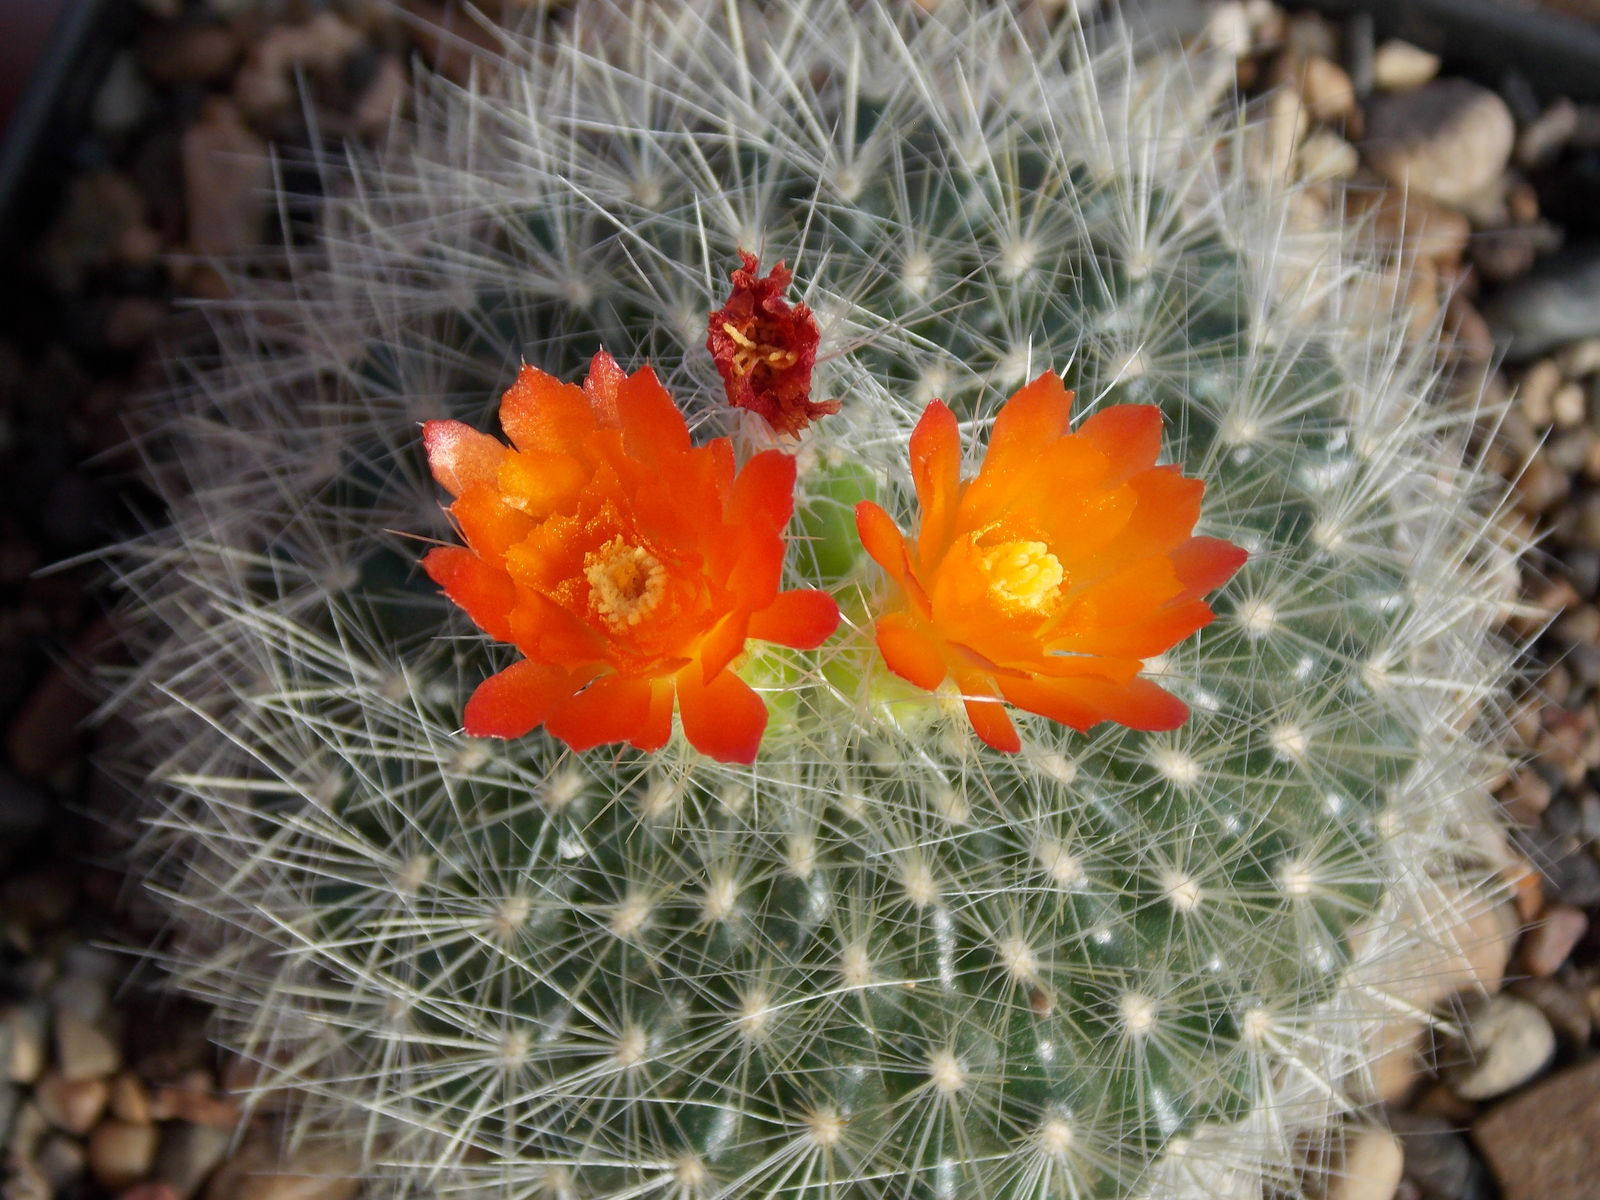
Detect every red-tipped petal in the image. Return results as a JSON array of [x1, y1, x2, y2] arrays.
[[875, 612, 948, 691], [582, 349, 627, 426], [463, 659, 582, 739], [748, 588, 840, 650], [910, 401, 962, 560], [546, 674, 657, 753], [423, 546, 517, 643], [423, 421, 507, 498], [1075, 404, 1162, 482], [986, 373, 1073, 473], [677, 666, 768, 764], [856, 501, 911, 580]]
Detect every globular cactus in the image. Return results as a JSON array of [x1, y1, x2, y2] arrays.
[[109, 2, 1525, 1198]]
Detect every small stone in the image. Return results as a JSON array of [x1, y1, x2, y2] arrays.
[[1369, 1017, 1427, 1103], [1299, 56, 1358, 127], [149, 1076, 239, 1128], [156, 1122, 233, 1199], [206, 1139, 360, 1200], [1204, 1, 1253, 59], [181, 98, 272, 262], [35, 1132, 86, 1190], [1372, 39, 1440, 92], [1516, 98, 1578, 171], [1393, 1115, 1474, 1200], [92, 52, 155, 139], [1285, 11, 1338, 62], [110, 1073, 153, 1125], [1558, 337, 1600, 378], [55, 1011, 121, 1082], [1364, 79, 1515, 208], [1519, 905, 1588, 978], [5, 1003, 49, 1084], [1518, 358, 1562, 425], [1552, 381, 1587, 428], [89, 1119, 161, 1191], [1474, 1058, 1600, 1200], [1326, 1128, 1404, 1200], [232, 14, 365, 122], [1444, 993, 1555, 1101], [351, 53, 406, 138], [35, 1070, 111, 1135], [1484, 244, 1600, 361], [1471, 225, 1557, 284], [1299, 129, 1359, 182]]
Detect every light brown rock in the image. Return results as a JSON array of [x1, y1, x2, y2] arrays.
[[1372, 39, 1440, 92], [1474, 1058, 1600, 1200], [233, 13, 364, 120], [206, 1140, 360, 1200], [89, 1119, 160, 1191], [111, 1072, 154, 1124], [55, 1010, 121, 1081], [35, 1070, 111, 1135], [5, 1003, 48, 1083], [1364, 79, 1515, 208], [1298, 56, 1358, 127], [1324, 1129, 1403, 1200], [1519, 904, 1589, 978], [181, 98, 271, 261], [1445, 993, 1556, 1101]]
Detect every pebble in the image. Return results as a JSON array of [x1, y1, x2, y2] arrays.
[[1518, 904, 1589, 977], [1369, 1017, 1428, 1103], [5, 1004, 49, 1084], [206, 1139, 360, 1200], [1474, 1058, 1600, 1200], [1557, 337, 1600, 378], [92, 52, 155, 139], [233, 13, 365, 121], [1363, 79, 1516, 208], [1517, 358, 1562, 424], [181, 98, 271, 262], [1551, 381, 1587, 428], [1509, 976, 1593, 1045], [35, 1132, 86, 1190], [135, 23, 241, 87], [1299, 129, 1359, 182], [54, 1010, 121, 1081], [156, 1121, 233, 1199], [1516, 98, 1579, 171], [111, 1072, 154, 1125], [89, 1118, 161, 1190], [1483, 244, 1600, 360], [34, 1070, 111, 1136], [1372, 39, 1440, 92], [1298, 56, 1358, 128], [1444, 993, 1555, 1101], [1326, 1128, 1404, 1200], [1393, 1115, 1473, 1200]]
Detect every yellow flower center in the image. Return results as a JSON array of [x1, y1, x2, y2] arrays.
[[721, 321, 799, 377], [978, 539, 1065, 613], [584, 537, 667, 628]]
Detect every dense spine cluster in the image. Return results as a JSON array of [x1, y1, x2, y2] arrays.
[[109, 3, 1524, 1198]]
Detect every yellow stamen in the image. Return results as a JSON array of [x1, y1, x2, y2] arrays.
[[978, 539, 1065, 613], [722, 321, 799, 376], [584, 537, 666, 628]]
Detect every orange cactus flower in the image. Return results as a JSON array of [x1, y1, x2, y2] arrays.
[[854, 373, 1247, 753], [706, 251, 837, 435], [421, 351, 840, 764]]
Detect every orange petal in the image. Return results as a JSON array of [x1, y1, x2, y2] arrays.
[[999, 673, 1188, 732], [748, 589, 840, 650], [955, 671, 1020, 753], [677, 665, 768, 764], [451, 482, 534, 560], [698, 612, 751, 681], [582, 349, 627, 426], [730, 449, 798, 533], [493, 448, 588, 523], [463, 659, 583, 738], [986, 372, 1073, 473], [498, 363, 596, 453], [422, 546, 517, 643], [910, 401, 962, 561], [546, 674, 656, 752], [507, 591, 603, 668], [423, 421, 506, 498], [1075, 404, 1162, 483], [875, 612, 948, 691], [1170, 537, 1249, 597], [614, 365, 692, 463], [856, 501, 914, 584]]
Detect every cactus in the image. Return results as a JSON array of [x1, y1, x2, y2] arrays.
[[109, 2, 1525, 1198]]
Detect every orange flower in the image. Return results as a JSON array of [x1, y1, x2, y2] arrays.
[[422, 352, 840, 764], [854, 373, 1247, 753]]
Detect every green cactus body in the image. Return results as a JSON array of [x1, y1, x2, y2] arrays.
[[111, 3, 1522, 1198]]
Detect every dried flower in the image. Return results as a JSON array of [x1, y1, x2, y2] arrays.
[[422, 351, 840, 763], [855, 373, 1247, 752], [706, 250, 836, 435]]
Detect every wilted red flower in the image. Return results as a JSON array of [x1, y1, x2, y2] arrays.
[[706, 250, 836, 435], [421, 351, 840, 764], [855, 373, 1247, 753]]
